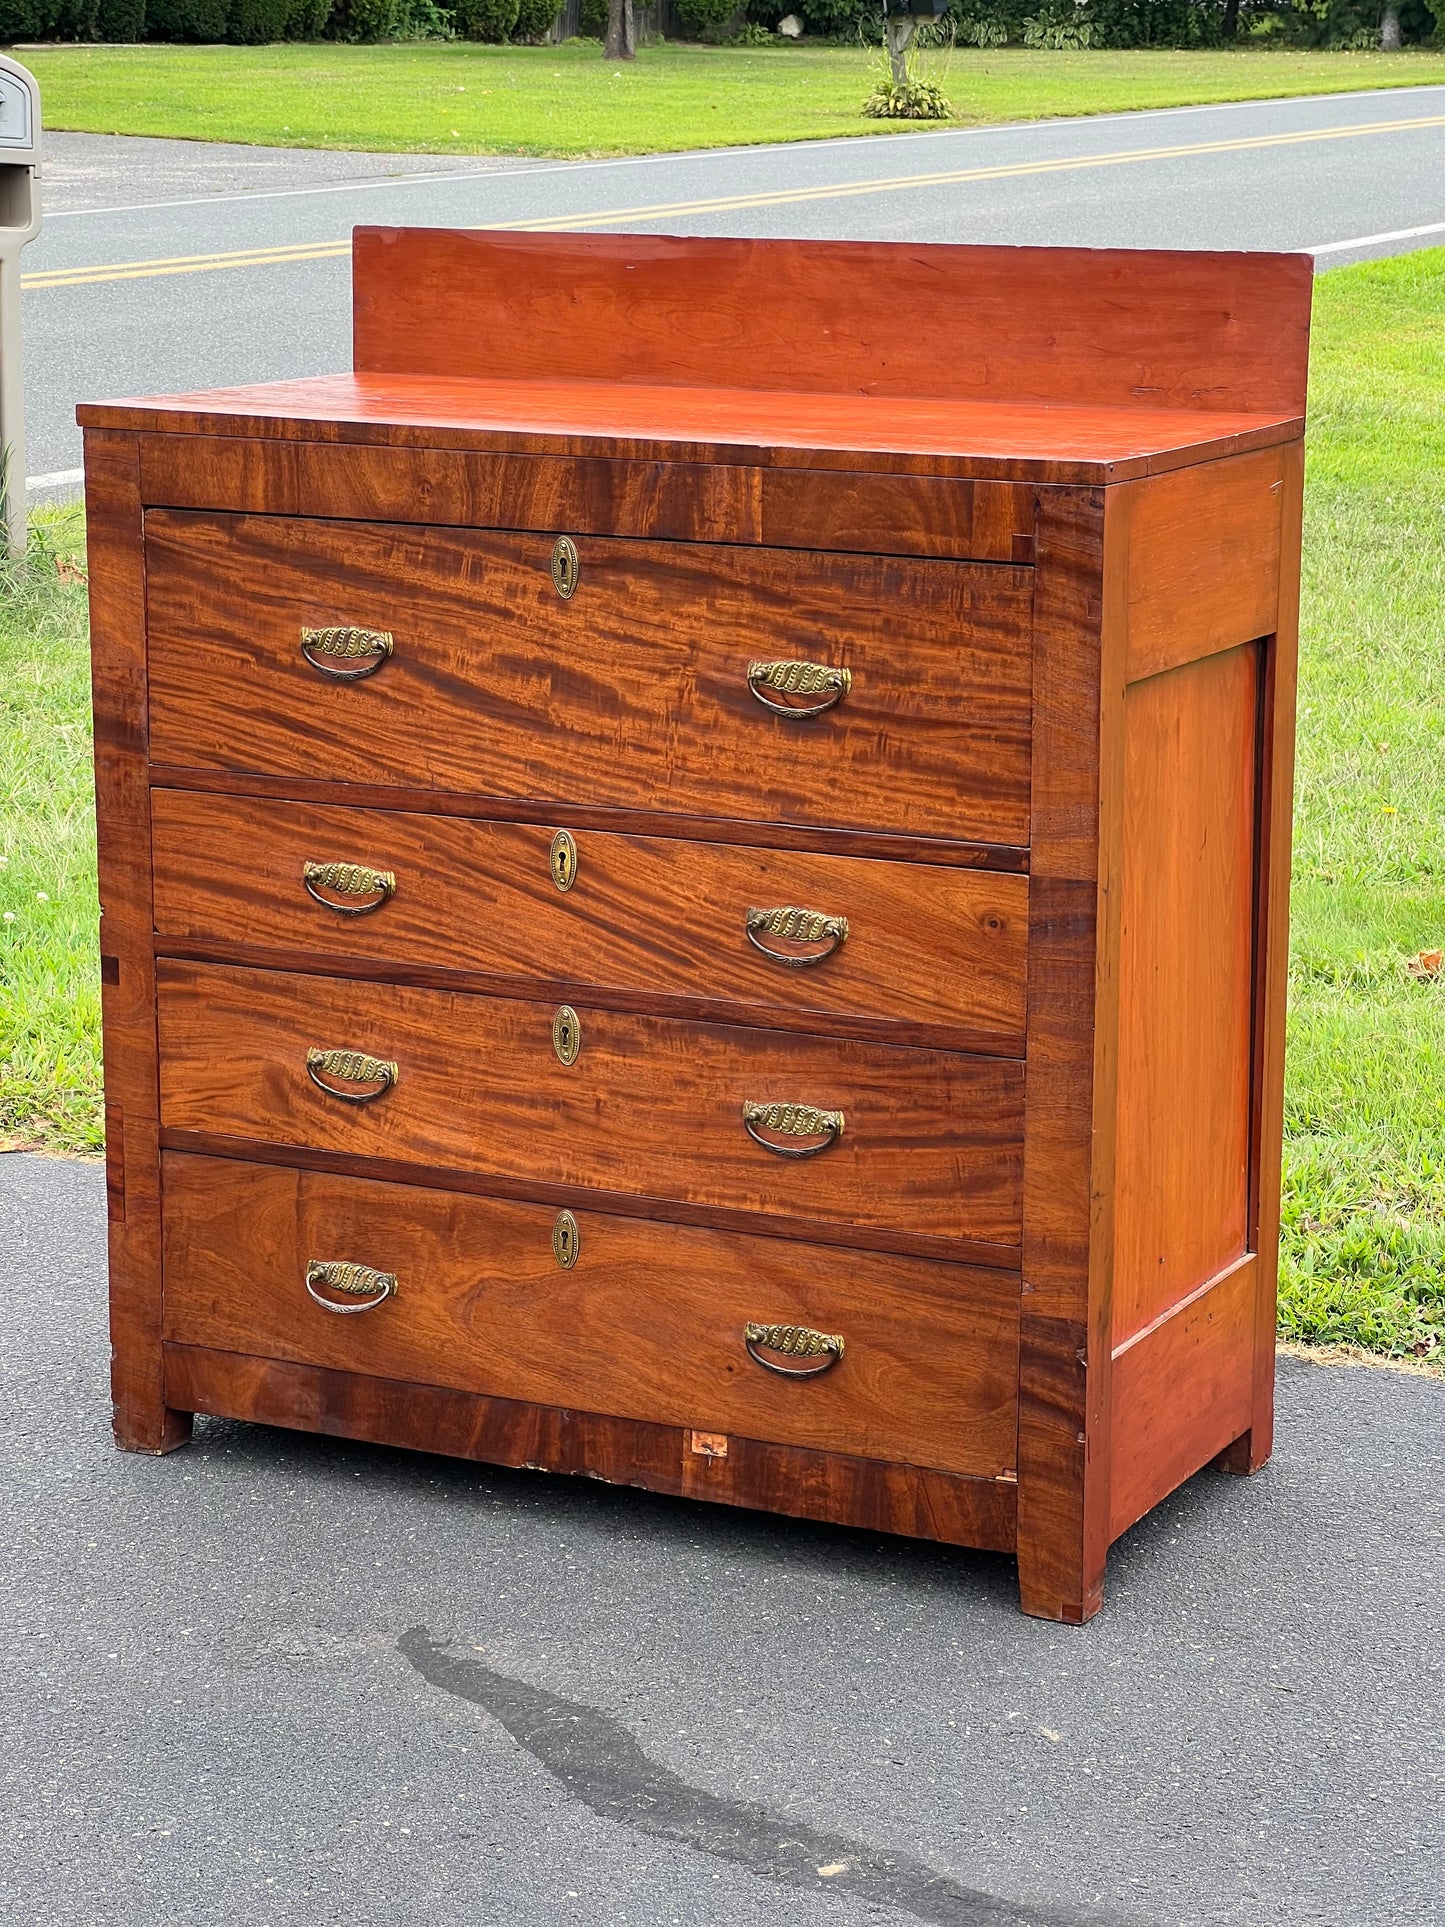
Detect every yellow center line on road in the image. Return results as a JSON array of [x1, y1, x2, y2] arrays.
[[22, 110, 1445, 291]]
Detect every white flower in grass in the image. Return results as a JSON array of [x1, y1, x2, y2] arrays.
[[3, 911, 14, 922], [35, 891, 49, 902]]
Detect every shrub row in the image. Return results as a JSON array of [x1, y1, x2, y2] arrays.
[[0, 0, 559, 38], [0, 0, 1432, 48]]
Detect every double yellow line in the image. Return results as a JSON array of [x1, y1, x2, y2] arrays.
[[22, 109, 1445, 292]]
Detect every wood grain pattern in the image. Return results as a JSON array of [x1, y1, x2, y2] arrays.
[[1014, 484, 1117, 1625], [758, 468, 1036, 560], [150, 789, 1030, 1053], [1219, 440, 1304, 1477], [1109, 1254, 1256, 1540], [351, 232, 1313, 417], [162, 1342, 1018, 1551], [136, 434, 1036, 561], [161, 1153, 1020, 1479], [1123, 448, 1287, 683], [145, 764, 1029, 874], [144, 511, 1034, 845], [82, 374, 1304, 486], [85, 430, 192, 1456], [154, 1129, 1018, 1268], [1113, 645, 1258, 1348], [155, 961, 1025, 1250]]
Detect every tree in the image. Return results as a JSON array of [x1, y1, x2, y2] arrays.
[[1379, 0, 1402, 46], [604, 0, 634, 57]]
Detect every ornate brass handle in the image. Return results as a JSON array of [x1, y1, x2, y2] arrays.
[[302, 860, 396, 916], [744, 1322, 845, 1378], [299, 626, 393, 682], [305, 1259, 397, 1314], [747, 658, 852, 719], [742, 1100, 844, 1159], [305, 1047, 398, 1104], [745, 905, 850, 968]]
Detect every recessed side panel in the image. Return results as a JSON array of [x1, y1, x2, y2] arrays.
[[1112, 641, 1259, 1350]]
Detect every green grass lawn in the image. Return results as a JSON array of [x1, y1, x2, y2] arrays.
[[2, 251, 1443, 1364], [20, 41, 1445, 158], [1283, 247, 1445, 1362]]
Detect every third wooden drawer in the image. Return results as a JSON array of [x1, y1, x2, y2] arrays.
[[155, 960, 1024, 1254], [150, 788, 1029, 1051]]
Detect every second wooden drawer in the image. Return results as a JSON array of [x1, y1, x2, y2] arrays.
[[151, 789, 1029, 1051], [156, 961, 1024, 1254]]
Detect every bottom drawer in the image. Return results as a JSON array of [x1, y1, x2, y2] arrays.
[[160, 1153, 1020, 1480]]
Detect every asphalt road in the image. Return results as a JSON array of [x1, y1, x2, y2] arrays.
[[19, 83, 1445, 484], [3, 1152, 1443, 1927]]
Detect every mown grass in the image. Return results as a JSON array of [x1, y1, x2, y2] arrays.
[[0, 505, 99, 1155], [1, 252, 1443, 1360], [20, 42, 1445, 159], [1283, 247, 1445, 1361]]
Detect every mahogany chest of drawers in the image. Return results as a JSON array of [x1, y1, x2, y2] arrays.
[[84, 230, 1312, 1620]]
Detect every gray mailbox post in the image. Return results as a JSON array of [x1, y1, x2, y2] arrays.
[[0, 55, 40, 559]]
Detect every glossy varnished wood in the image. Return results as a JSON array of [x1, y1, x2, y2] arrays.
[[161, 1154, 1021, 1479], [1109, 1254, 1257, 1539], [162, 1343, 1019, 1552], [85, 430, 190, 1455], [1014, 485, 1119, 1624], [144, 511, 1034, 845], [81, 372, 1302, 486], [136, 433, 1037, 561], [85, 233, 1313, 1618], [150, 789, 1029, 1053], [145, 764, 1029, 874], [1112, 644, 1258, 1348], [1226, 438, 1306, 1477], [1122, 446, 1288, 683], [352, 232, 1311, 417], [155, 961, 1025, 1252]]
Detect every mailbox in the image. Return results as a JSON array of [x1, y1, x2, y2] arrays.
[[0, 54, 39, 556]]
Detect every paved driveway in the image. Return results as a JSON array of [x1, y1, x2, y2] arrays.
[[2, 1152, 1441, 1926]]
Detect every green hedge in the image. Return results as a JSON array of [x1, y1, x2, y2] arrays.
[[0, 0, 1428, 48]]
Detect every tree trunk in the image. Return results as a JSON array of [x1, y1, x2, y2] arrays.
[[1379, 1, 1403, 48], [884, 16, 915, 90], [1222, 0, 1239, 35], [604, 0, 635, 58]]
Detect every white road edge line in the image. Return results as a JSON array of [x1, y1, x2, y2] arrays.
[[1310, 217, 1445, 253], [39, 82, 1445, 223], [27, 467, 84, 489]]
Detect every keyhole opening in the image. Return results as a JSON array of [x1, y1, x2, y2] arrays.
[[552, 1005, 581, 1066], [553, 1209, 580, 1270], [550, 830, 577, 892]]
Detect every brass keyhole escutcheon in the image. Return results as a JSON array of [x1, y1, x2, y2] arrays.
[[551, 535, 579, 601], [550, 829, 577, 892], [552, 1004, 581, 1066], [552, 1209, 580, 1270]]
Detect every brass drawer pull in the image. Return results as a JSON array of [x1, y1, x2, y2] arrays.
[[299, 626, 394, 682], [742, 1100, 844, 1159], [302, 860, 396, 916], [745, 905, 849, 968], [306, 1259, 397, 1314], [744, 1321, 844, 1378], [747, 658, 852, 719], [305, 1047, 398, 1104]]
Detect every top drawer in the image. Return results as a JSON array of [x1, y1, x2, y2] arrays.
[[143, 513, 1033, 846]]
